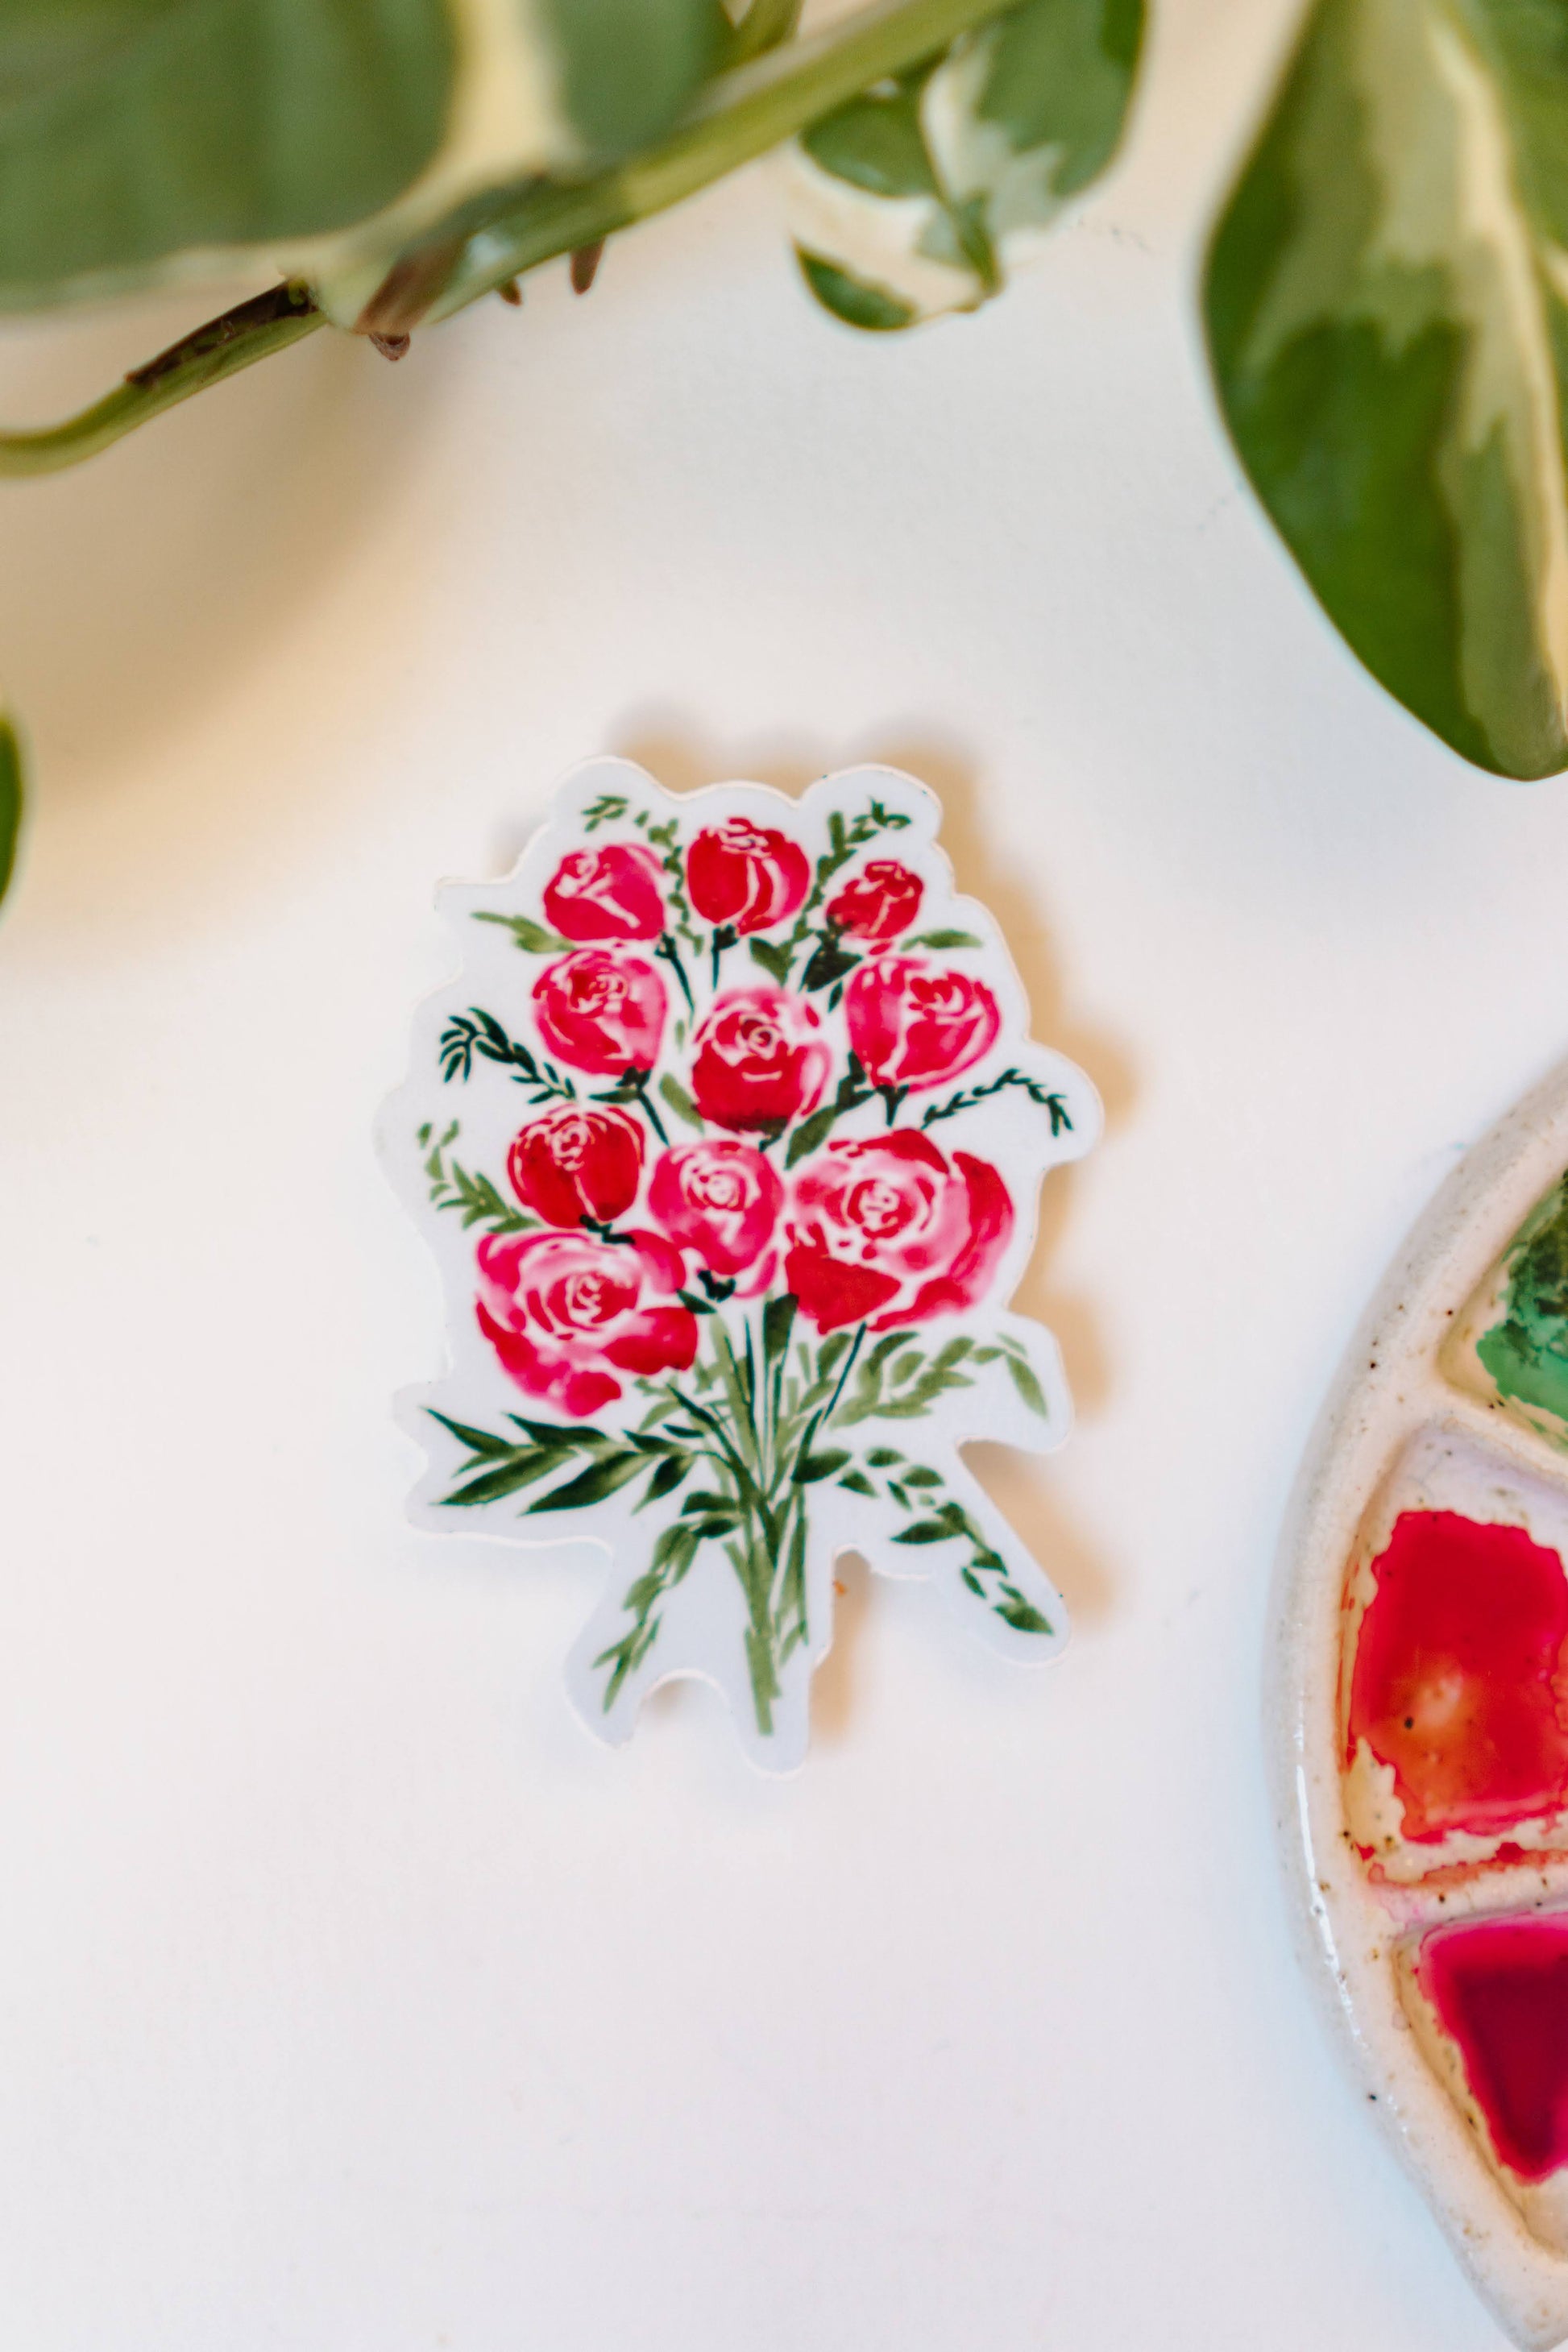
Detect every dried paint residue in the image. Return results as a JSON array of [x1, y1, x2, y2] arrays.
[[1477, 1175, 1568, 1431], [1417, 1914, 1568, 2181], [1346, 1509, 1568, 1844]]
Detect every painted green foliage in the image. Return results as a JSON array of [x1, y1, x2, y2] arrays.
[[789, 0, 1143, 329], [1476, 1173, 1568, 1426], [1205, 0, 1568, 780]]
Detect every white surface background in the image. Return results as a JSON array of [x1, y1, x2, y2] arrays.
[[0, 1, 1562, 2345]]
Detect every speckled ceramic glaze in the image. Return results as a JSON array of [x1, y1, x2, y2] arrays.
[[1276, 1060, 1568, 2350]]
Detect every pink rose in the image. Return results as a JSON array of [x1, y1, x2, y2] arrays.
[[649, 1140, 782, 1276], [475, 1228, 698, 1418], [845, 956, 999, 1092], [689, 987, 830, 1130], [533, 949, 666, 1075], [784, 1130, 1013, 1333], [825, 858, 923, 944], [507, 1104, 644, 1229], [687, 819, 810, 935], [542, 843, 666, 942]]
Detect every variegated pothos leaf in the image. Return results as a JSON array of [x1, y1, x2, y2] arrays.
[[1206, 0, 1568, 780], [0, 0, 722, 317], [783, 0, 1143, 330], [0, 714, 20, 914]]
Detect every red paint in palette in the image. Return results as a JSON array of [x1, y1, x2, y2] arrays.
[[1346, 1509, 1568, 1844], [1417, 1915, 1568, 2181]]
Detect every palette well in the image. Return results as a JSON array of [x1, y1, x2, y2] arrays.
[[1398, 1911, 1568, 2256], [1277, 1062, 1568, 2350]]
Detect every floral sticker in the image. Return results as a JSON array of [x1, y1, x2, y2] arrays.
[[383, 761, 1100, 1770]]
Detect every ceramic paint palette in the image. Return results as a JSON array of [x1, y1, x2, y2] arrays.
[[1276, 1062, 1568, 2348]]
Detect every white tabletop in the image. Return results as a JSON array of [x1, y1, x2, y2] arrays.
[[0, 2, 1558, 2343]]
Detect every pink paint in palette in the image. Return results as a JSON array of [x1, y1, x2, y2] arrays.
[[1400, 1912, 1568, 2242], [1343, 1500, 1568, 1878], [1338, 1479, 1568, 2252]]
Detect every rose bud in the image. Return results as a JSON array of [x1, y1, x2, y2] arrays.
[[825, 858, 923, 944], [507, 1104, 644, 1228], [542, 842, 666, 942], [687, 818, 811, 934], [649, 1140, 782, 1276], [475, 1228, 698, 1418], [689, 987, 830, 1130], [845, 956, 1000, 1092], [784, 1130, 1013, 1333], [532, 948, 666, 1076]]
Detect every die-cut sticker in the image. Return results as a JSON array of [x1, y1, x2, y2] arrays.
[[383, 760, 1100, 1771]]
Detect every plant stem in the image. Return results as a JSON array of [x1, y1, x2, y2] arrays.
[[0, 282, 324, 477], [0, 0, 1012, 475], [790, 1321, 866, 1478], [432, 0, 1013, 318], [654, 933, 695, 1011], [679, 1390, 764, 1512], [711, 1321, 763, 1479], [820, 1321, 867, 1433]]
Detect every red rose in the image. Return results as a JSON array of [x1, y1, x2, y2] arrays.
[[649, 1140, 782, 1276], [784, 1130, 1013, 1334], [845, 956, 1000, 1092], [542, 843, 666, 942], [476, 1228, 698, 1418], [533, 949, 666, 1075], [687, 819, 810, 934], [825, 858, 923, 944], [507, 1104, 644, 1228], [689, 987, 830, 1130]]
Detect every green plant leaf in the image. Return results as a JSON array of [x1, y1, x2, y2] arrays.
[[527, 1449, 651, 1512], [1205, 0, 1568, 779], [786, 0, 1143, 330], [474, 911, 572, 953], [748, 935, 794, 981], [1000, 1348, 1049, 1417], [0, 0, 457, 309], [797, 249, 919, 327], [995, 1592, 1052, 1632], [794, 1447, 852, 1483], [428, 1408, 521, 1459], [442, 1446, 577, 1507], [537, 0, 722, 161], [762, 1292, 799, 1363], [424, 1139, 534, 1234], [800, 934, 861, 991], [909, 927, 981, 948], [785, 1103, 840, 1166], [0, 715, 21, 910], [658, 1072, 705, 1130], [637, 1452, 694, 1507]]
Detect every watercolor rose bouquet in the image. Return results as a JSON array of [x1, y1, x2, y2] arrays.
[[391, 762, 1097, 1767]]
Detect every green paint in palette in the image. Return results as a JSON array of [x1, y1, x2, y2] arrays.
[[1476, 1174, 1568, 1429]]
